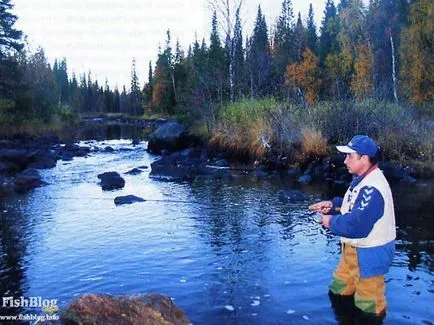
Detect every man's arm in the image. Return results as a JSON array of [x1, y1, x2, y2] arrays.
[[323, 186, 384, 238], [309, 196, 343, 214]]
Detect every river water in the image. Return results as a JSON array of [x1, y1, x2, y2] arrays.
[[0, 127, 433, 324]]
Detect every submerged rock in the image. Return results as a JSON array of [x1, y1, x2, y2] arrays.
[[114, 195, 146, 205], [61, 293, 190, 325], [97, 171, 125, 190], [279, 189, 309, 202], [125, 168, 143, 175]]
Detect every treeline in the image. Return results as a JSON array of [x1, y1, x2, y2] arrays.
[[0, 0, 143, 128], [0, 47, 142, 124], [0, 0, 432, 129], [143, 0, 432, 122]]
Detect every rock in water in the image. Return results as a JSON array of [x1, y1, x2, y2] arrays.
[[114, 195, 146, 205], [147, 121, 186, 154], [97, 171, 125, 191], [125, 168, 143, 175], [61, 293, 190, 325]]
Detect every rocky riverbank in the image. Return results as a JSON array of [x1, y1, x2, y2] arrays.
[[0, 119, 428, 198], [147, 121, 425, 186]]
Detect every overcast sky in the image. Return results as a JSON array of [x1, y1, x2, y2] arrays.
[[14, 0, 348, 90]]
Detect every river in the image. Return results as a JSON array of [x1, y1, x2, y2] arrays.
[[0, 125, 432, 324]]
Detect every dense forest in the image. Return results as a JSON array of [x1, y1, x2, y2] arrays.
[[0, 0, 432, 165]]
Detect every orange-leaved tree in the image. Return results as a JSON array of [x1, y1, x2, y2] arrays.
[[285, 48, 321, 104], [399, 0, 434, 105]]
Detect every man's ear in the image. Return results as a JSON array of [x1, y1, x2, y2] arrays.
[[361, 155, 371, 164]]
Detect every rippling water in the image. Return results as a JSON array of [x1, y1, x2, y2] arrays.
[[0, 137, 433, 324]]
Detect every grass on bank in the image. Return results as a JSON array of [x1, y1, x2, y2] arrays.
[[201, 99, 433, 170]]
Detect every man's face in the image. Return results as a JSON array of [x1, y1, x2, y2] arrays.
[[344, 152, 369, 175]]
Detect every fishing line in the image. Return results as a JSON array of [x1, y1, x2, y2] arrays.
[[41, 196, 217, 207]]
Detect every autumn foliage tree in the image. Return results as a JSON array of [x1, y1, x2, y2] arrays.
[[351, 42, 374, 98], [285, 48, 321, 104], [400, 0, 434, 105]]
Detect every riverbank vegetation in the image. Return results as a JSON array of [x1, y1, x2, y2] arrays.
[[210, 99, 433, 168], [0, 0, 432, 168]]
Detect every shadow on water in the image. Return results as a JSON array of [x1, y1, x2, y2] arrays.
[[0, 194, 36, 317]]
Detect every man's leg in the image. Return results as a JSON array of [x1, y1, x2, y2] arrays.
[[330, 244, 359, 295], [354, 275, 387, 315]]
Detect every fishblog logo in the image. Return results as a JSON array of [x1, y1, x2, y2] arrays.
[[2, 296, 58, 308]]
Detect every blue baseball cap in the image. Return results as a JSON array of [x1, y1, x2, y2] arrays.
[[336, 135, 378, 157]]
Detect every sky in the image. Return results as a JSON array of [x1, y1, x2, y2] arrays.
[[13, 0, 348, 91]]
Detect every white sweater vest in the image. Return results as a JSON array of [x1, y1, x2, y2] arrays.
[[340, 168, 396, 247]]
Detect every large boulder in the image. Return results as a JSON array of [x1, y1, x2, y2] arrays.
[[97, 172, 125, 191], [147, 121, 187, 154], [61, 293, 190, 325], [14, 168, 46, 193]]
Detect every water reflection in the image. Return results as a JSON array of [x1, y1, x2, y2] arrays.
[[59, 123, 153, 141]]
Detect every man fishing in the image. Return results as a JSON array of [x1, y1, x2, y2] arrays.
[[309, 135, 396, 320]]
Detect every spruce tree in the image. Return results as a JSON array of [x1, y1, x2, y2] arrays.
[[232, 8, 244, 98], [0, 0, 23, 56], [307, 3, 318, 54], [130, 58, 141, 115], [294, 12, 308, 62], [272, 0, 295, 98], [0, 0, 23, 101], [209, 11, 227, 104], [248, 5, 271, 97], [319, 0, 339, 65]]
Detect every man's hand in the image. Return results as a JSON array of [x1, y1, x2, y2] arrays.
[[308, 200, 333, 214], [321, 215, 331, 228]]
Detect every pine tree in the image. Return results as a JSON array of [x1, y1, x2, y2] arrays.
[[209, 10, 228, 104], [0, 0, 23, 56], [0, 0, 23, 101], [338, 0, 349, 12], [319, 0, 339, 65], [120, 85, 130, 114], [143, 60, 153, 104], [130, 57, 141, 115], [23, 47, 58, 120], [272, 0, 295, 98], [103, 79, 113, 113], [307, 3, 318, 54], [152, 30, 176, 113], [232, 7, 245, 98], [294, 12, 308, 62], [248, 5, 271, 97], [113, 87, 120, 113]]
